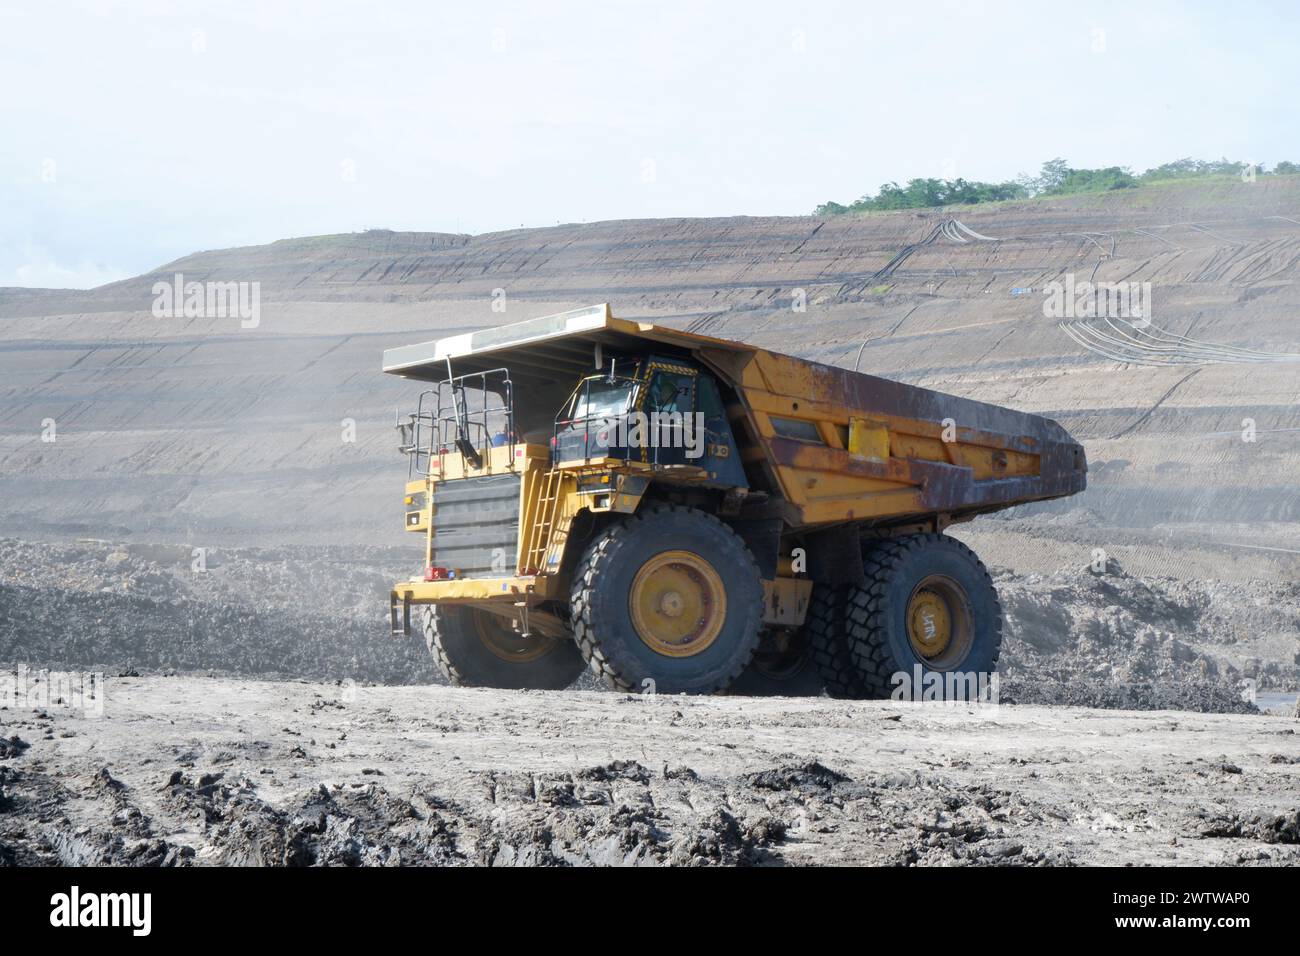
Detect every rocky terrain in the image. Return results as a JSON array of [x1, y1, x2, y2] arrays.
[[1, 677, 1296, 867]]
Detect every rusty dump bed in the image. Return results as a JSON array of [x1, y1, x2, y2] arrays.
[[383, 304, 1086, 529]]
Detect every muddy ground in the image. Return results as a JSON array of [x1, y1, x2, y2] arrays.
[[1, 677, 1296, 867], [5, 528, 1294, 868]]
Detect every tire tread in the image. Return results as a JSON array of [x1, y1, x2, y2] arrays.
[[847, 533, 1002, 698], [569, 504, 762, 694]]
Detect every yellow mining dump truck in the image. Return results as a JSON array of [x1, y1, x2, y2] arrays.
[[384, 304, 1086, 698]]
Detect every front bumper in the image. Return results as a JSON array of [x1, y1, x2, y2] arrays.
[[388, 575, 558, 635]]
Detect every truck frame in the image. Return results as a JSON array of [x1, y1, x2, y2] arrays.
[[383, 304, 1086, 697]]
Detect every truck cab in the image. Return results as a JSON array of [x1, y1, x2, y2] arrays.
[[551, 356, 746, 485]]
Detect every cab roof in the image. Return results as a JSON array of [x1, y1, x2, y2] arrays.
[[381, 303, 750, 390]]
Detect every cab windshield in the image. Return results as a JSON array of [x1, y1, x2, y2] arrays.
[[567, 376, 637, 421]]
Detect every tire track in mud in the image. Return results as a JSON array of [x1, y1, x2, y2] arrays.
[[1108, 368, 1202, 440]]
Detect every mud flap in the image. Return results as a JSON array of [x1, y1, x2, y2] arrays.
[[803, 524, 865, 587]]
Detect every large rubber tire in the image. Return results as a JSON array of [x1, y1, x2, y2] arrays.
[[570, 505, 763, 694], [422, 604, 586, 690], [727, 629, 825, 697], [846, 534, 1002, 701], [806, 583, 872, 699]]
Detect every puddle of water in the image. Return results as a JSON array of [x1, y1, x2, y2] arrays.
[[1255, 692, 1298, 715]]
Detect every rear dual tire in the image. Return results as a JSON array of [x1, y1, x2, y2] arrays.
[[727, 629, 825, 697], [807, 582, 871, 699], [809, 533, 1002, 701]]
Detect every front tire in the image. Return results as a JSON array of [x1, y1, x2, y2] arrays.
[[846, 534, 1002, 701], [570, 505, 763, 694], [423, 604, 586, 690]]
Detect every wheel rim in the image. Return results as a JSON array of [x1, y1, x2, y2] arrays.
[[628, 550, 727, 658], [905, 574, 974, 669], [473, 611, 555, 663]]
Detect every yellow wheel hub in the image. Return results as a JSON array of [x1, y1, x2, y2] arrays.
[[904, 574, 974, 666], [474, 611, 554, 663], [629, 550, 726, 658], [907, 589, 952, 658]]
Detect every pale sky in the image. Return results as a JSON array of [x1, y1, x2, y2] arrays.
[[3, 0, 1298, 288]]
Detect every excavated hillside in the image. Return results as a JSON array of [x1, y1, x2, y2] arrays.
[[1, 177, 1297, 702]]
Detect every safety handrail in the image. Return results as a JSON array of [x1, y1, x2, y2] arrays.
[[397, 368, 514, 478]]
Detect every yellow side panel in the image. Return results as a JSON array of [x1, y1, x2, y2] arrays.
[[1004, 450, 1039, 476], [732, 349, 1044, 525], [800, 490, 924, 525], [890, 434, 952, 465], [847, 418, 890, 460]]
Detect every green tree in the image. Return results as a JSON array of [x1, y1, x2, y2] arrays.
[[813, 200, 849, 216], [1036, 158, 1070, 194], [809, 156, 1283, 216]]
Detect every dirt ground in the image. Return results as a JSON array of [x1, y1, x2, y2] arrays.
[[2, 676, 1296, 867]]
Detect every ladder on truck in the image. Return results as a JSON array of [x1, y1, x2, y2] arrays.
[[520, 468, 564, 575]]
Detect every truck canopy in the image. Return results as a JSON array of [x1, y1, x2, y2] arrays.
[[383, 303, 753, 436], [387, 302, 731, 380]]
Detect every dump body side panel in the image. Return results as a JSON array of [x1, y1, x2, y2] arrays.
[[698, 347, 1085, 529]]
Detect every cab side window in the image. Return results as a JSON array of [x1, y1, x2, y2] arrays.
[[647, 371, 694, 414]]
